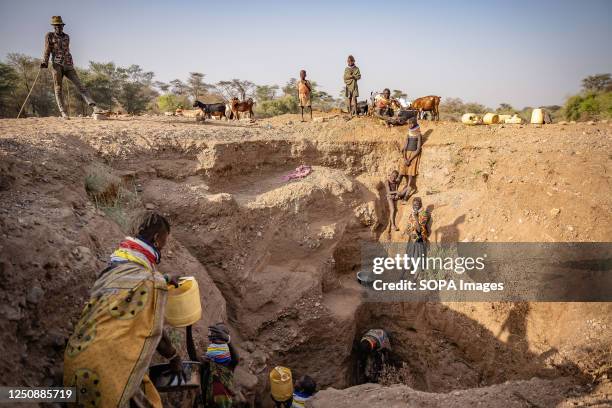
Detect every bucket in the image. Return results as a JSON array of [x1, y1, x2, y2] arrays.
[[482, 113, 499, 125], [165, 277, 202, 327], [531, 108, 544, 124], [505, 114, 522, 124], [269, 366, 293, 402], [461, 113, 481, 125]]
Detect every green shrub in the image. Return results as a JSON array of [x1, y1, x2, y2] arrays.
[[156, 94, 191, 112], [255, 95, 299, 117], [563, 92, 612, 121]]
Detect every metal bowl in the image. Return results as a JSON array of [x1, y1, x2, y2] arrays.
[[356, 270, 375, 287], [149, 361, 201, 392]]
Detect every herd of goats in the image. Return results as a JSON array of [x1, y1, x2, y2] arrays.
[[170, 93, 442, 122]]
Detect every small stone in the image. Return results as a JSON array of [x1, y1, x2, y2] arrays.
[[244, 341, 255, 352], [550, 208, 560, 217], [26, 286, 44, 305], [567, 225, 574, 232], [587, 121, 596, 125], [313, 117, 326, 123], [145, 203, 156, 210]]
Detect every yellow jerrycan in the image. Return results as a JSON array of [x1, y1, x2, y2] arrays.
[[482, 113, 499, 124], [270, 366, 293, 402], [165, 277, 202, 327], [461, 113, 481, 125], [531, 108, 544, 124]]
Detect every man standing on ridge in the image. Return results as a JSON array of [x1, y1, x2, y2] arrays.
[[343, 55, 361, 117], [40, 16, 99, 119]]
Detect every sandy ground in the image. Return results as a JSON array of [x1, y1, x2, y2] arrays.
[[0, 114, 611, 407]]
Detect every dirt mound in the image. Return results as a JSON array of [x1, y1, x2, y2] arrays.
[[311, 378, 612, 408], [1, 116, 610, 406]]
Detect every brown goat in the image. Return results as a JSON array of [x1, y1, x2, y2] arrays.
[[230, 97, 255, 120]]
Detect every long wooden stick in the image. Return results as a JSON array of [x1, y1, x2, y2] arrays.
[[17, 68, 42, 119]]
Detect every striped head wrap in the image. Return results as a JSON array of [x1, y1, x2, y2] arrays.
[[206, 343, 231, 365]]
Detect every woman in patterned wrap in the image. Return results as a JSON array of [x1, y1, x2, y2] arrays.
[[63, 212, 183, 408]]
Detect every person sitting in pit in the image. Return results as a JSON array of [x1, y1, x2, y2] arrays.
[[291, 375, 317, 408], [187, 323, 239, 408], [385, 169, 403, 232], [357, 329, 391, 383], [398, 117, 422, 199]]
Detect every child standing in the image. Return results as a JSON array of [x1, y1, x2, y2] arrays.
[[399, 117, 422, 200], [297, 70, 312, 122], [385, 170, 402, 232]]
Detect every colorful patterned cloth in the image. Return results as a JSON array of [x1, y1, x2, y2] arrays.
[[206, 343, 231, 365], [291, 390, 312, 408], [63, 238, 168, 408], [362, 329, 391, 351], [407, 210, 429, 242], [281, 165, 312, 181], [204, 359, 234, 408]]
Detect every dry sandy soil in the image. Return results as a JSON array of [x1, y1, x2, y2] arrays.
[[0, 113, 611, 407]]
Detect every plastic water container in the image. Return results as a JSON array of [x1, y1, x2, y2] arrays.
[[461, 113, 481, 125], [531, 108, 544, 124], [505, 114, 523, 124], [498, 114, 511, 123], [483, 113, 499, 125], [165, 277, 202, 327], [270, 366, 293, 402]]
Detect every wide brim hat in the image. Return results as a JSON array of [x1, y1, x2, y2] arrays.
[[51, 16, 65, 26]]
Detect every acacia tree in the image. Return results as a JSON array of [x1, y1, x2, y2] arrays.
[[187, 72, 212, 101], [255, 84, 279, 102], [6, 53, 56, 117], [581, 74, 611, 92], [0, 63, 18, 117], [216, 79, 255, 101], [392, 89, 407, 99], [170, 79, 189, 96]]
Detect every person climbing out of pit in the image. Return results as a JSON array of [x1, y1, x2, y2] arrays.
[[398, 117, 422, 200], [385, 169, 403, 233], [297, 69, 313, 122], [187, 322, 239, 407], [291, 375, 317, 408], [40, 16, 100, 119], [357, 329, 391, 383], [343, 55, 361, 117], [406, 197, 429, 243], [63, 212, 185, 408], [404, 197, 430, 278]]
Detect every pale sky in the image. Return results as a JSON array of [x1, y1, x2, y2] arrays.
[[1, 0, 610, 108]]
